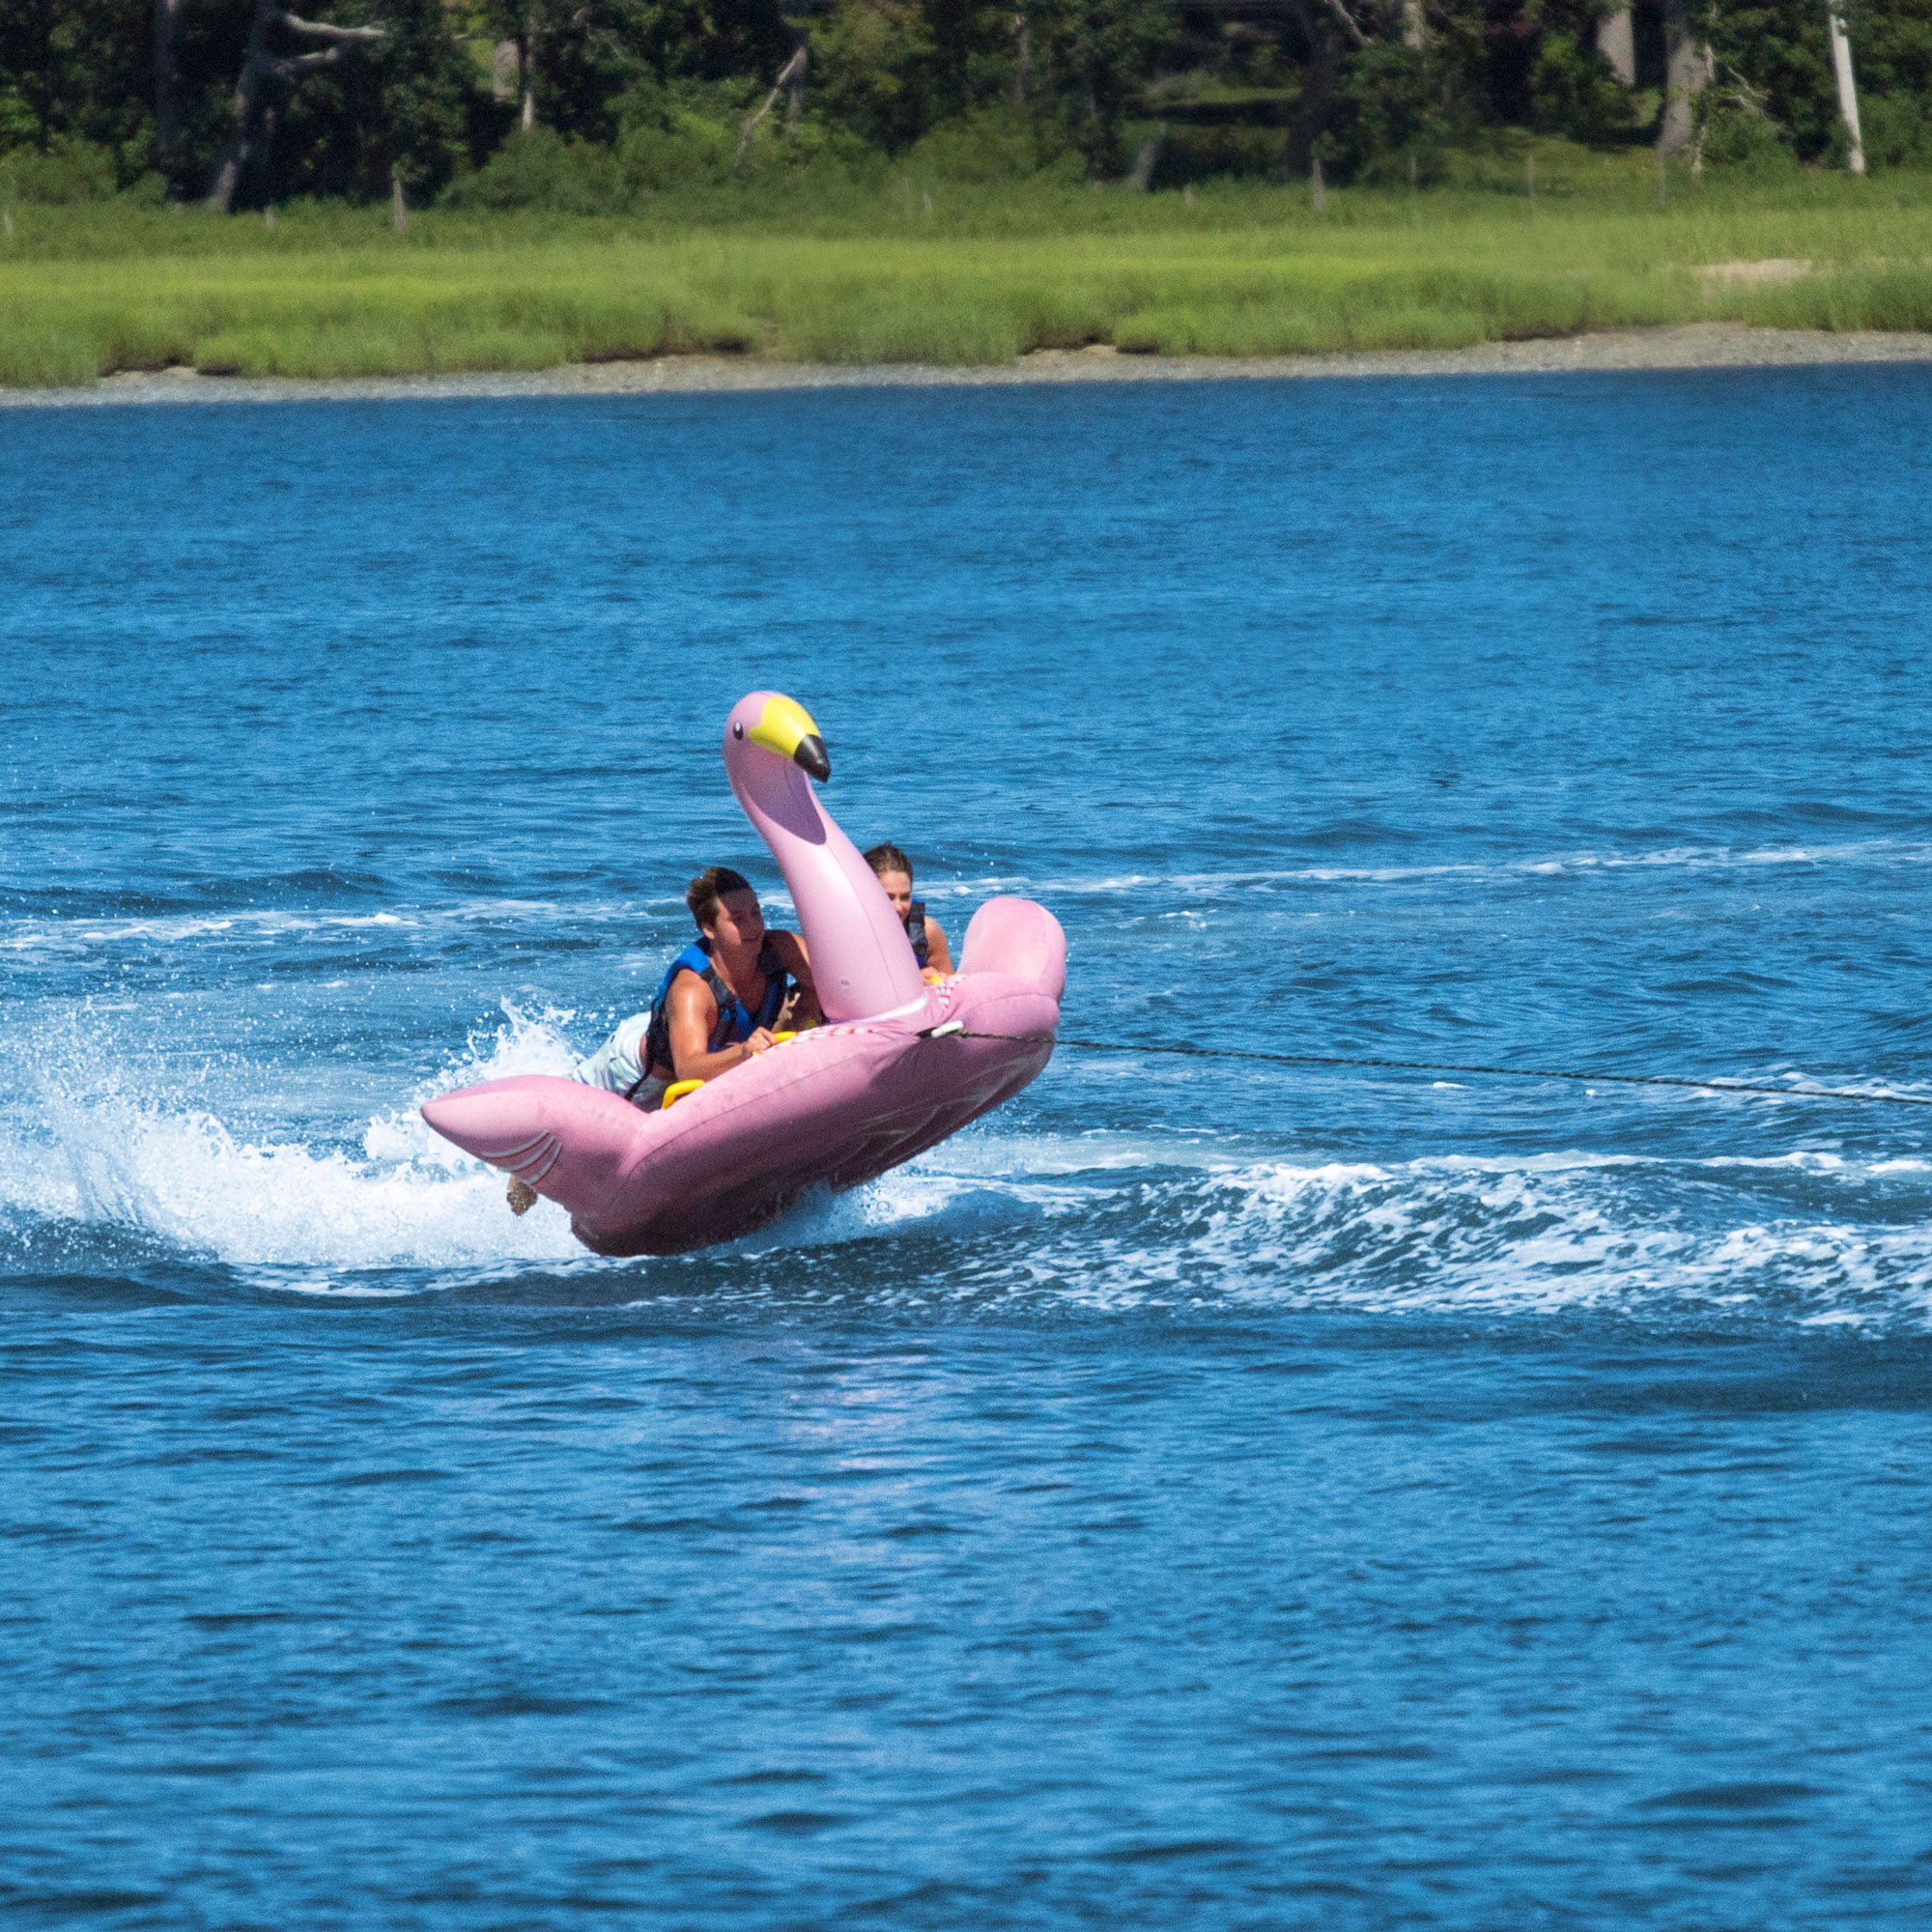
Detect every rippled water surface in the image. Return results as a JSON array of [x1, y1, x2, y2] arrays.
[[6, 368, 1932, 1927]]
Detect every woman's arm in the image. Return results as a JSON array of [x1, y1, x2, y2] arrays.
[[769, 930, 823, 1028], [923, 916, 953, 977]]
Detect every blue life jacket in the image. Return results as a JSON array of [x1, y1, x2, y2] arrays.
[[902, 900, 928, 970], [637, 939, 789, 1096]]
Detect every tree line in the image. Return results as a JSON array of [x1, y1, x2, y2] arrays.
[[3, 0, 1928, 211]]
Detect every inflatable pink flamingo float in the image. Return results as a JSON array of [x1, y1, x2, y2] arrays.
[[420, 693, 1065, 1256]]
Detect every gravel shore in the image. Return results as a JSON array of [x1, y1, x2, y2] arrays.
[[8, 323, 1932, 409]]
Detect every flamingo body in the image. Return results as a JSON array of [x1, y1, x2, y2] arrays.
[[420, 697, 1063, 1256]]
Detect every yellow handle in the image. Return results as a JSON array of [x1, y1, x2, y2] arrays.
[[770, 1030, 797, 1044]]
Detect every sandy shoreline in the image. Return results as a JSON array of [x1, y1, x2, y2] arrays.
[[7, 323, 1932, 409]]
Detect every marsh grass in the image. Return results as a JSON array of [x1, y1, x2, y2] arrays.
[[6, 152, 1932, 386]]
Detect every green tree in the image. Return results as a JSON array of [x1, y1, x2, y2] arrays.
[[1855, 0, 1932, 160], [0, 0, 149, 168], [483, 0, 790, 140], [1031, 0, 1172, 171], [922, 0, 1031, 119], [811, 0, 935, 149], [1711, 0, 1840, 156]]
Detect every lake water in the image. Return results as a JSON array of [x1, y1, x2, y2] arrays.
[[5, 367, 1931, 1928]]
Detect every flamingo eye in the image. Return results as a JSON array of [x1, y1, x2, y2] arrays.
[[732, 723, 744, 739]]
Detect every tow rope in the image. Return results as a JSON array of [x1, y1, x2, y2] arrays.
[[920, 1024, 1932, 1109]]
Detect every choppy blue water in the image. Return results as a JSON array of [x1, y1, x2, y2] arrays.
[[6, 367, 1932, 1928]]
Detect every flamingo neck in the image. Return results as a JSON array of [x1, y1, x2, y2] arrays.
[[725, 751, 925, 1024]]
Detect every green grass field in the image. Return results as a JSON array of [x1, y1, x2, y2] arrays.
[[5, 143, 1931, 386]]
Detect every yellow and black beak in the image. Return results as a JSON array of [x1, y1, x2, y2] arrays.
[[746, 694, 832, 782]]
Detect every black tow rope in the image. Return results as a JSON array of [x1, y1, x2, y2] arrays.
[[918, 1022, 1932, 1109]]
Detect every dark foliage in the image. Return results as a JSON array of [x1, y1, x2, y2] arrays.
[[0, 0, 1909, 206]]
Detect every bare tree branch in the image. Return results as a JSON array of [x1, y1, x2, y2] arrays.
[[269, 45, 349, 72], [735, 46, 808, 168], [1321, 0, 1367, 48], [277, 12, 387, 43]]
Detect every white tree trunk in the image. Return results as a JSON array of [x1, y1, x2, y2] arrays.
[[1402, 0, 1427, 50], [492, 41, 519, 105], [1829, 11, 1866, 174], [1596, 8, 1635, 88], [1124, 125, 1166, 190], [1658, 0, 1711, 158]]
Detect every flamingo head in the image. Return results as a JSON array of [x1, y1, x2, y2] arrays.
[[725, 691, 830, 784]]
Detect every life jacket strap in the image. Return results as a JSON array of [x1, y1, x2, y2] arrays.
[[641, 938, 789, 1080]]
